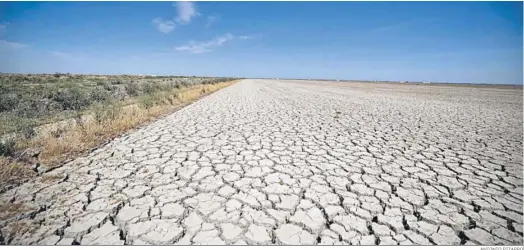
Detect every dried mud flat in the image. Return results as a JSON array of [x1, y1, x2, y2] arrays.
[[1, 79, 522, 245]]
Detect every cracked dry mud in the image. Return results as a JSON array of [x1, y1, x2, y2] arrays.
[[1, 79, 522, 245]]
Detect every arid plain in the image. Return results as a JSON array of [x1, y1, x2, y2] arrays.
[[1, 79, 522, 245]]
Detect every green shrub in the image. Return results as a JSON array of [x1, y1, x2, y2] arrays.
[[96, 80, 107, 86], [0, 114, 38, 136], [38, 84, 60, 99], [20, 126, 36, 140], [0, 93, 19, 112], [125, 82, 141, 96], [0, 138, 15, 156], [96, 80, 112, 91], [138, 95, 155, 109], [142, 82, 163, 95], [15, 99, 42, 119], [90, 89, 111, 103], [137, 92, 166, 109], [53, 86, 91, 111]]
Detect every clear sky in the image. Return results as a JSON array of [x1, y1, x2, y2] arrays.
[[0, 1, 522, 84]]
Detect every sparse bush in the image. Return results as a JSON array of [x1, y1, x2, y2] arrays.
[[138, 95, 156, 109], [125, 82, 141, 96], [53, 86, 91, 111], [39, 84, 60, 100], [106, 103, 122, 121], [15, 98, 43, 119], [49, 126, 67, 139], [143, 82, 163, 95], [91, 89, 111, 103], [20, 126, 36, 140], [93, 101, 122, 123], [172, 92, 180, 102], [0, 138, 16, 157], [96, 80, 112, 91], [92, 104, 106, 124], [0, 93, 19, 112], [0, 115, 38, 138]]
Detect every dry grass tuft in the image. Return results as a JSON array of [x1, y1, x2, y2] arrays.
[[0, 202, 37, 221], [0, 157, 35, 190], [1, 220, 38, 243], [40, 173, 64, 183]]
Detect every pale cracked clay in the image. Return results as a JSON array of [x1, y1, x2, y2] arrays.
[[1, 79, 522, 245]]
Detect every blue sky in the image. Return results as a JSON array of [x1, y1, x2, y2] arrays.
[[0, 1, 522, 84]]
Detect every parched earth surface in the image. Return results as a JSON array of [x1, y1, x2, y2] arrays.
[[1, 79, 523, 245]]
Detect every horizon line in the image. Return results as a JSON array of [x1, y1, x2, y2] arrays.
[[0, 72, 522, 86]]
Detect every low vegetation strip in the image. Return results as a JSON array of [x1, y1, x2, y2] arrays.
[[0, 73, 238, 191]]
